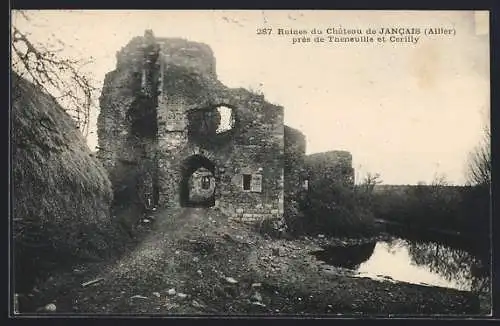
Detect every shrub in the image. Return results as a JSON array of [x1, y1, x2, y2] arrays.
[[12, 73, 130, 297], [283, 199, 305, 237], [300, 179, 377, 237]]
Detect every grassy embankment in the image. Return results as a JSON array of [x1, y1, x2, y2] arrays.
[[12, 73, 138, 312]]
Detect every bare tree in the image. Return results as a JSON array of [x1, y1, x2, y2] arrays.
[[11, 10, 97, 138], [431, 173, 449, 187], [466, 127, 491, 187], [361, 172, 382, 192], [354, 172, 382, 207]]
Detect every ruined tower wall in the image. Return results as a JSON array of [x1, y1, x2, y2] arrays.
[[97, 36, 158, 206], [284, 125, 307, 199], [98, 33, 284, 223], [154, 39, 284, 222], [305, 150, 355, 188], [217, 93, 285, 222], [283, 126, 307, 229]]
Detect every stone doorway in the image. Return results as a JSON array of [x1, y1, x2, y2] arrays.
[[179, 155, 216, 207]]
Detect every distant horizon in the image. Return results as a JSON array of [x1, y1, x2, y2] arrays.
[[12, 10, 490, 186]]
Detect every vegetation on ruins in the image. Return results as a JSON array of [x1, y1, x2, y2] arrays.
[[287, 176, 379, 238]]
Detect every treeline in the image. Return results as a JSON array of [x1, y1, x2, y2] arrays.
[[371, 184, 490, 244], [372, 184, 464, 232], [370, 126, 491, 256], [283, 175, 490, 257]]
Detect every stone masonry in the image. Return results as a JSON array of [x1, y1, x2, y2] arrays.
[[97, 30, 354, 226], [97, 31, 284, 224], [305, 150, 355, 188], [284, 126, 307, 201]]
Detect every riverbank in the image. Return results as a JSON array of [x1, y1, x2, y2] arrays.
[[18, 207, 483, 316]]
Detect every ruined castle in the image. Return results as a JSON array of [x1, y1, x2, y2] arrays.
[[96, 30, 354, 223]]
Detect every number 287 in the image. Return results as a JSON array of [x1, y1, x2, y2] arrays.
[[257, 28, 272, 35]]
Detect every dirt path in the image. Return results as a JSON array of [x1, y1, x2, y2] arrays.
[[27, 206, 262, 314], [24, 207, 483, 316]]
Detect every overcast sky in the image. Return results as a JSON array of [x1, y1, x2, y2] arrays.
[[12, 10, 490, 185]]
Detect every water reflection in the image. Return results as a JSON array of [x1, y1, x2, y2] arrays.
[[312, 237, 489, 292], [311, 242, 376, 270], [405, 239, 489, 292]]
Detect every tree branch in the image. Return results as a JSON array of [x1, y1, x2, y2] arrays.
[[11, 21, 97, 138]]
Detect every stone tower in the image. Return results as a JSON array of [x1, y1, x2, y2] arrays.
[[97, 31, 285, 223]]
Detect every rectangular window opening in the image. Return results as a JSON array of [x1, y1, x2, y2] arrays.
[[243, 174, 252, 191]]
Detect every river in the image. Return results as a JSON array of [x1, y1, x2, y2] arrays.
[[311, 236, 490, 293]]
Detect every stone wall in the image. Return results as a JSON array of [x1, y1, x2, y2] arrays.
[[97, 32, 159, 207], [97, 31, 284, 223], [305, 150, 355, 189], [284, 125, 307, 198], [96, 31, 365, 229], [283, 125, 307, 231], [155, 64, 285, 223]]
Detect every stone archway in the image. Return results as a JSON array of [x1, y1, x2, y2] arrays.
[[179, 154, 216, 207]]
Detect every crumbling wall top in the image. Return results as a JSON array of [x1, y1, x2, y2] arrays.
[[285, 125, 306, 154], [115, 30, 217, 77], [306, 150, 352, 165]]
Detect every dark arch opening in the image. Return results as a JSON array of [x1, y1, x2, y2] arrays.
[[179, 155, 216, 207]]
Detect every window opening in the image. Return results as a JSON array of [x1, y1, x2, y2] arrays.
[[243, 174, 252, 191]]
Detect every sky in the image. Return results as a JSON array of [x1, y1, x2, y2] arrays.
[[12, 10, 490, 185]]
